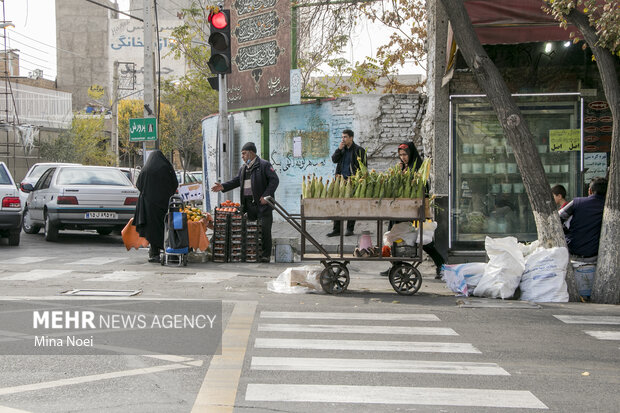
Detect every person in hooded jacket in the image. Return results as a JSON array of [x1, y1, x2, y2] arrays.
[[380, 142, 446, 278], [211, 142, 279, 262], [133, 150, 179, 263]]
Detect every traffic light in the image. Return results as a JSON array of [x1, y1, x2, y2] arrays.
[[208, 10, 231, 74]]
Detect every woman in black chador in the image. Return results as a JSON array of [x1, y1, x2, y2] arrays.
[[133, 150, 178, 262]]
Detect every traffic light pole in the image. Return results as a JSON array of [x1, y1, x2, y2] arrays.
[[218, 74, 230, 189]]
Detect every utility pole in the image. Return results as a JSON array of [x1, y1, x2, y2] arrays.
[[143, 0, 157, 162], [112, 61, 119, 166]]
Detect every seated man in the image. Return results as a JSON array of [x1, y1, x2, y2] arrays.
[[559, 177, 607, 258]]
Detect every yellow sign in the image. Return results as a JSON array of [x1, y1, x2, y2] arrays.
[[87, 84, 105, 99], [549, 129, 580, 152]]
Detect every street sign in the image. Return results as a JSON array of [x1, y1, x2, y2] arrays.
[[129, 118, 157, 142]]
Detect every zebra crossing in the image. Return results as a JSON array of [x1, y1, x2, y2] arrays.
[[0, 255, 238, 284], [554, 314, 620, 346], [243, 310, 548, 410]]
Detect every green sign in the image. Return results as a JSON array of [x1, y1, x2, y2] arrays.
[[129, 118, 157, 142], [549, 129, 580, 152]]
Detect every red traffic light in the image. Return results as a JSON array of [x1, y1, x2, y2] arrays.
[[211, 12, 228, 30]]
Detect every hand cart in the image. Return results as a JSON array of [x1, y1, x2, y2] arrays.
[[264, 196, 425, 295]]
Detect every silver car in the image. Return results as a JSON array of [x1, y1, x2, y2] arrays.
[[22, 165, 138, 241], [19, 162, 80, 209], [0, 161, 22, 246]]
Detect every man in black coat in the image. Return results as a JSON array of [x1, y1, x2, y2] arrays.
[[211, 142, 279, 262], [328, 129, 367, 237], [134, 150, 179, 262]]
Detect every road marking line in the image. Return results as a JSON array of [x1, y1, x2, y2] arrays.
[[584, 330, 620, 340], [254, 338, 480, 353], [191, 301, 257, 413], [1, 270, 71, 281], [177, 272, 237, 283], [143, 355, 194, 363], [0, 257, 51, 265], [0, 363, 193, 396], [251, 357, 509, 375], [0, 405, 32, 412], [245, 384, 548, 409], [65, 257, 125, 266], [260, 311, 440, 321], [258, 324, 458, 336], [554, 315, 620, 325], [84, 271, 147, 282]]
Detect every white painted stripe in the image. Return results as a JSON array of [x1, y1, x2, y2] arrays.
[[1, 270, 71, 281], [0, 363, 193, 396], [258, 324, 458, 336], [84, 271, 146, 282], [0, 257, 51, 265], [554, 315, 620, 325], [260, 311, 440, 321], [245, 384, 548, 409], [584, 330, 620, 340], [177, 272, 237, 283], [251, 357, 509, 375], [254, 338, 480, 353], [65, 257, 125, 266], [142, 354, 194, 363], [0, 404, 33, 413]]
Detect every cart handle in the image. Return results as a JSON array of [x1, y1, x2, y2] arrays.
[[264, 196, 332, 259]]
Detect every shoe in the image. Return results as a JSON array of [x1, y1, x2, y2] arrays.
[[435, 266, 442, 279], [260, 257, 271, 263], [345, 230, 354, 236], [380, 269, 389, 277], [326, 230, 340, 237], [148, 255, 160, 263]]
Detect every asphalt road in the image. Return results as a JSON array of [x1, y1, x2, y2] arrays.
[[0, 230, 618, 412]]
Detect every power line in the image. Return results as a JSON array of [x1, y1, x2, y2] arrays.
[[9, 31, 88, 58], [18, 57, 53, 71], [5, 37, 51, 55]]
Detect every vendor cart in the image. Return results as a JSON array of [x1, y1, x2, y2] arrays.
[[264, 196, 426, 296]]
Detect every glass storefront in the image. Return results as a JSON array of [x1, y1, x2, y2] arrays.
[[450, 94, 583, 248]]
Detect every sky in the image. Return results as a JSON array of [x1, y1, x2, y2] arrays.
[[1, 0, 422, 81]]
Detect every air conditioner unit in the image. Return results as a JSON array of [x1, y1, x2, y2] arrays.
[[28, 69, 43, 79]]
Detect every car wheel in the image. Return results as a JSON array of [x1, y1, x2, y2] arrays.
[[96, 228, 113, 236], [44, 214, 59, 242], [22, 208, 41, 234], [8, 228, 20, 246]]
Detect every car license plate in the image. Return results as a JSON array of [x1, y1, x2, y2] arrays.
[[85, 212, 118, 219]]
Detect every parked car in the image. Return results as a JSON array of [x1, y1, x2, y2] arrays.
[[19, 162, 80, 208], [176, 170, 200, 185], [0, 161, 22, 245], [119, 167, 141, 186], [189, 170, 203, 182], [21, 165, 139, 241]]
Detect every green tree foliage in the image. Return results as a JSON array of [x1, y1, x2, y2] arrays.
[[39, 116, 114, 165]]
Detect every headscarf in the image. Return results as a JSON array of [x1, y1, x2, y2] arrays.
[[398, 142, 423, 172], [136, 150, 178, 209]]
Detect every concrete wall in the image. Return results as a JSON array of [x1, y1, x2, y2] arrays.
[[202, 94, 427, 218], [56, 0, 114, 111]]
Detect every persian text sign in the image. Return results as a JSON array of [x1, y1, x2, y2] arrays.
[[549, 129, 580, 152], [226, 0, 291, 110]]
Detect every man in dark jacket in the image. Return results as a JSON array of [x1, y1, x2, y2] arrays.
[[211, 142, 279, 262], [327, 129, 367, 237], [134, 150, 179, 262], [559, 176, 607, 258]]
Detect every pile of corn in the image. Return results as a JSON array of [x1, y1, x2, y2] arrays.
[[302, 157, 431, 199]]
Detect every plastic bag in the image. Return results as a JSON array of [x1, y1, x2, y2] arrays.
[[383, 222, 417, 246], [267, 265, 323, 294], [520, 247, 569, 302], [518, 240, 541, 257], [441, 262, 486, 296], [473, 236, 525, 299], [418, 221, 437, 245]]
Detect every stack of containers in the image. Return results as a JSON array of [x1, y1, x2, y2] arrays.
[[229, 213, 245, 262], [212, 209, 231, 262], [244, 220, 262, 263]]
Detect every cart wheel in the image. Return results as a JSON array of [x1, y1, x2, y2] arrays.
[[389, 263, 422, 296], [320, 262, 350, 294]]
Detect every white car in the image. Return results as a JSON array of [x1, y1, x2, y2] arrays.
[[19, 162, 80, 209], [0, 161, 22, 245], [22, 165, 138, 241]]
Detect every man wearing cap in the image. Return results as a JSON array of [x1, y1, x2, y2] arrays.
[[211, 142, 279, 262]]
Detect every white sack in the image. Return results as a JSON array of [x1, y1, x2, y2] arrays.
[[268, 265, 323, 294], [473, 236, 525, 299], [520, 247, 569, 302], [441, 263, 486, 296], [383, 222, 417, 246], [518, 240, 541, 257], [418, 221, 437, 245]]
